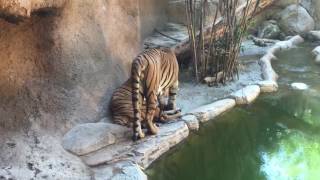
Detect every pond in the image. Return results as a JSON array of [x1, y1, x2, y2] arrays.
[[146, 43, 320, 180]]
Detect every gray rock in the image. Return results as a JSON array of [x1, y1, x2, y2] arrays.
[[0, 169, 16, 180], [181, 114, 199, 131], [99, 117, 113, 123], [312, 46, 320, 64], [62, 122, 131, 155], [291, 82, 309, 90], [302, 31, 320, 41], [93, 161, 147, 180], [190, 99, 236, 123], [257, 81, 278, 93], [240, 40, 271, 56], [81, 141, 134, 167], [133, 121, 189, 168], [231, 85, 260, 105], [259, 52, 278, 81], [258, 20, 281, 39], [274, 0, 299, 7], [82, 121, 189, 168], [278, 4, 315, 35], [312, 46, 320, 55]]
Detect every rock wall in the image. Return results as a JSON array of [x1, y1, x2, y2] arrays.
[[166, 0, 219, 26], [253, 0, 320, 33], [0, 0, 168, 133], [309, 0, 320, 29]]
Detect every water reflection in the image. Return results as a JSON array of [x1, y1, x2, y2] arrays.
[[261, 130, 320, 180]]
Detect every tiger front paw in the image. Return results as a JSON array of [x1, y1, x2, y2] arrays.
[[132, 131, 145, 141], [147, 123, 159, 135]]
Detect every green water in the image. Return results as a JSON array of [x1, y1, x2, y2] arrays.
[[146, 43, 320, 180]]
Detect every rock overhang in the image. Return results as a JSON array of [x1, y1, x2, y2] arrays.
[[0, 0, 66, 23]]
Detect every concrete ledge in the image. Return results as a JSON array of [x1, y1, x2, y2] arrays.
[[181, 114, 199, 131], [230, 85, 261, 105], [62, 123, 131, 156], [259, 52, 279, 81], [93, 161, 147, 180], [312, 46, 320, 64], [189, 99, 236, 123], [257, 80, 278, 93]]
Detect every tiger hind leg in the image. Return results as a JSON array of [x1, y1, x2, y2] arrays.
[[166, 81, 179, 111], [132, 118, 145, 141], [132, 100, 145, 140], [145, 92, 159, 135]]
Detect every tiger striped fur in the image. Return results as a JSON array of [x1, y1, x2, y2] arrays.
[[110, 78, 163, 127], [131, 48, 179, 140]]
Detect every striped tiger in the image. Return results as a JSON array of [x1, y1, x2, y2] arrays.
[[131, 48, 179, 140], [110, 78, 164, 127]]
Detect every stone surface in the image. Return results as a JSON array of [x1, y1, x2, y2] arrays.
[[231, 85, 261, 105], [258, 20, 281, 39], [82, 121, 189, 168], [190, 99, 236, 123], [240, 40, 273, 56], [257, 80, 278, 93], [93, 161, 147, 180], [143, 23, 188, 49], [133, 121, 189, 168], [291, 82, 309, 90], [271, 35, 304, 51], [260, 35, 304, 82], [181, 114, 199, 131], [62, 122, 131, 156], [312, 46, 320, 64], [82, 141, 134, 167], [302, 31, 320, 41], [259, 52, 278, 81], [278, 4, 315, 35]]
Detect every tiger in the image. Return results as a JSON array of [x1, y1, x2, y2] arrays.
[[110, 78, 165, 127], [130, 48, 179, 140]]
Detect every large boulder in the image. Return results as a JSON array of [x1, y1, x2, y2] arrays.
[[278, 4, 315, 35], [62, 122, 131, 155], [258, 20, 282, 39]]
